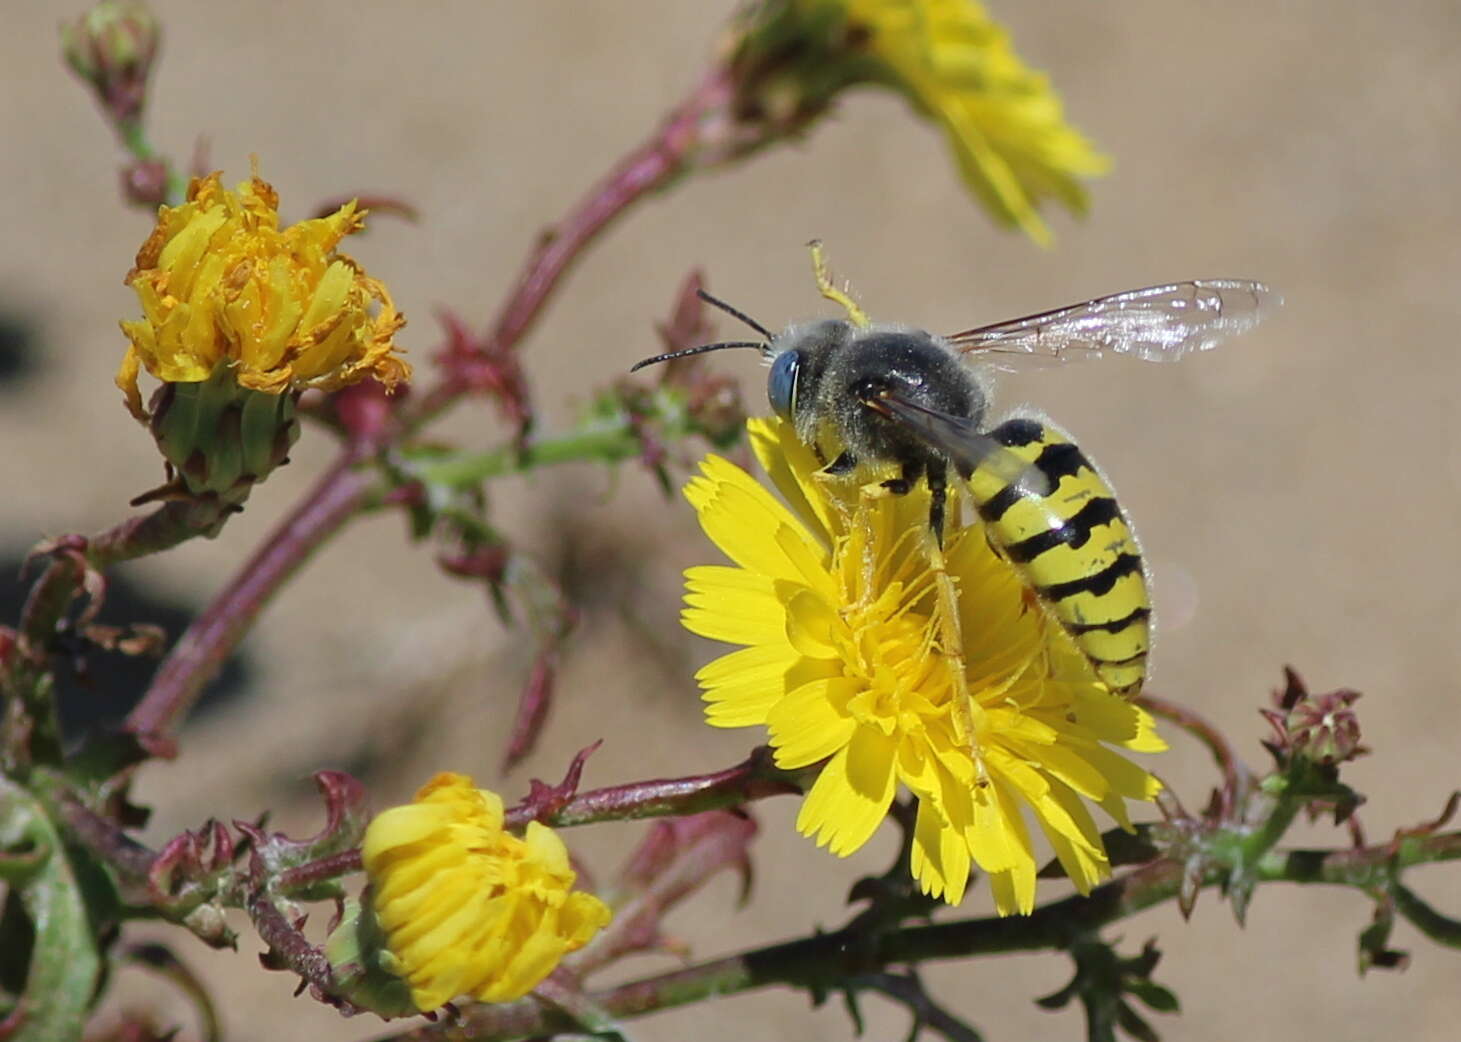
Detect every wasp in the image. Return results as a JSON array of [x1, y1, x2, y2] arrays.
[[634, 244, 1278, 698]]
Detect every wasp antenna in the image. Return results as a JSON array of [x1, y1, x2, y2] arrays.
[[696, 288, 775, 340], [629, 340, 766, 373]]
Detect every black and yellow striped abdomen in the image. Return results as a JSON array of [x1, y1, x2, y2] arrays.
[[965, 418, 1151, 697]]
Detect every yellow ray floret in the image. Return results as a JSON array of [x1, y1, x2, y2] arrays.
[[682, 418, 1163, 913]]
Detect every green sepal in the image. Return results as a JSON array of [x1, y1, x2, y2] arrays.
[[149, 363, 300, 503], [323, 896, 417, 1018], [239, 383, 298, 479]]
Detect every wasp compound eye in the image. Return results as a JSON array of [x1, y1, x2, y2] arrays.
[[768, 350, 799, 421]]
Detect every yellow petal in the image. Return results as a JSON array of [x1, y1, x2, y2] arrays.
[[360, 774, 607, 1012], [910, 792, 972, 904], [684, 456, 827, 584], [1035, 779, 1110, 895], [749, 416, 838, 543], [796, 727, 898, 856], [767, 676, 860, 768], [697, 643, 803, 727]]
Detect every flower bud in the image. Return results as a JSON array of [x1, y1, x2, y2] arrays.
[[1284, 688, 1365, 765], [1262, 669, 1368, 767], [60, 1, 161, 127], [355, 773, 610, 1013]]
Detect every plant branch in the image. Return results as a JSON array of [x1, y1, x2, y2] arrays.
[[1391, 882, 1461, 949], [402, 414, 647, 492], [504, 746, 809, 830], [376, 828, 1461, 1040]]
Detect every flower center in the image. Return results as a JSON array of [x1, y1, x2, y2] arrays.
[[841, 598, 951, 736]]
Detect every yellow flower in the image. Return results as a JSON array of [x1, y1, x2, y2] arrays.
[[730, 0, 1108, 244], [117, 168, 408, 419], [361, 773, 611, 1012], [683, 419, 1163, 913]]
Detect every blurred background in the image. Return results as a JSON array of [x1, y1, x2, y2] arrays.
[[3, 1, 1459, 1039]]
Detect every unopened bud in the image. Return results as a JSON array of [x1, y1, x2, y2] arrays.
[[1262, 669, 1368, 767], [1285, 688, 1365, 765], [60, 1, 161, 127], [120, 158, 170, 207]]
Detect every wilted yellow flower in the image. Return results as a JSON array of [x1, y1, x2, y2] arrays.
[[683, 419, 1163, 913], [117, 168, 408, 420], [729, 0, 1108, 244], [360, 773, 611, 1012]]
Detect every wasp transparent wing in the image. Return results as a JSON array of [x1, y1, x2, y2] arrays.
[[945, 279, 1279, 366], [870, 394, 1051, 497]]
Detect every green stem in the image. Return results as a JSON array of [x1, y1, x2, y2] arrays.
[[413, 417, 643, 489], [1391, 882, 1461, 949], [116, 119, 154, 160], [1241, 786, 1302, 865], [116, 118, 185, 205]]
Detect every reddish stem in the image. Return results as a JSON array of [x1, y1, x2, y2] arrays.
[[1137, 692, 1253, 816], [505, 746, 806, 830], [277, 849, 363, 894], [404, 69, 730, 428], [125, 456, 371, 744]]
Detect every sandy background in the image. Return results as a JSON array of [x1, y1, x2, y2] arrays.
[[3, 1, 1460, 1040]]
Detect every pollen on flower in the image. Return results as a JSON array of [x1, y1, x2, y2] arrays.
[[360, 773, 611, 1012], [682, 418, 1163, 914], [116, 167, 408, 421]]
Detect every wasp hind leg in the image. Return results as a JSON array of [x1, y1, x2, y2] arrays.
[[808, 240, 870, 328]]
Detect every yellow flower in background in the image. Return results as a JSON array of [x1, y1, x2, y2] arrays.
[[361, 773, 611, 1012], [729, 0, 1107, 244], [683, 419, 1162, 913], [117, 168, 408, 420]]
